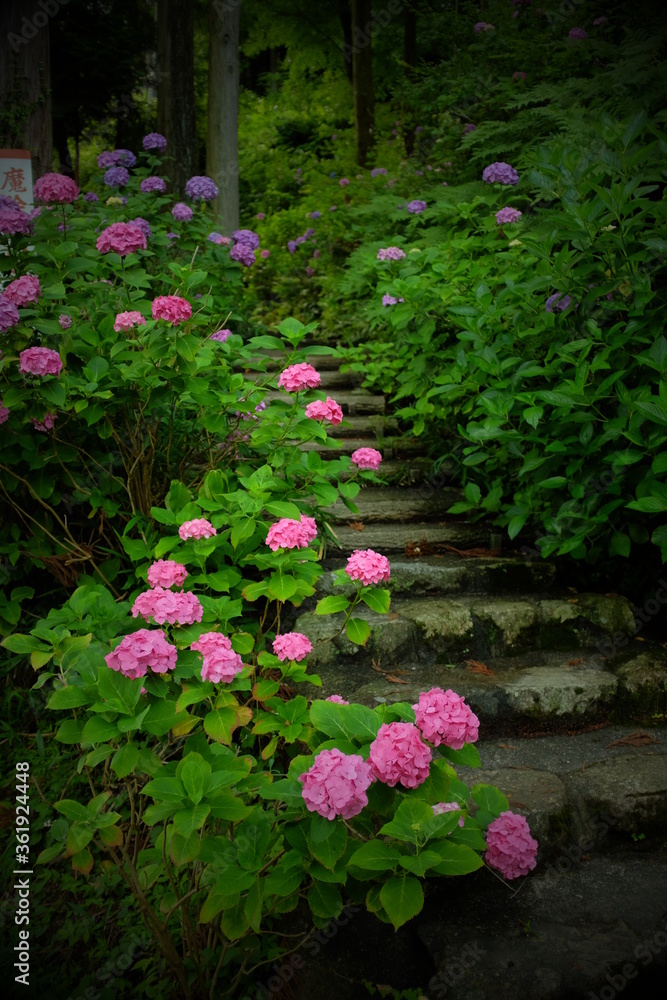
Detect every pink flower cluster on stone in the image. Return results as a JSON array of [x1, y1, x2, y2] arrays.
[[114, 311, 146, 333], [33, 173, 79, 204], [496, 207, 522, 225], [96, 222, 147, 257], [345, 549, 390, 586], [277, 363, 321, 392], [3, 275, 41, 307], [151, 295, 192, 325], [131, 587, 203, 626], [190, 631, 243, 683], [369, 722, 431, 788], [178, 518, 217, 540], [325, 694, 349, 705], [147, 559, 188, 589], [412, 687, 479, 750], [273, 632, 313, 662], [433, 802, 465, 828], [0, 297, 20, 333], [485, 811, 538, 879], [266, 516, 317, 552], [19, 347, 63, 377], [377, 247, 406, 261], [105, 628, 177, 678], [351, 447, 383, 471], [31, 413, 57, 432], [299, 748, 374, 820], [304, 396, 343, 424]]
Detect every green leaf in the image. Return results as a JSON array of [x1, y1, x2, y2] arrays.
[[178, 753, 211, 805], [307, 883, 343, 920], [380, 875, 423, 930], [439, 744, 481, 768], [264, 501, 303, 520], [173, 804, 210, 838], [430, 841, 484, 876], [47, 686, 90, 710], [609, 532, 631, 557], [81, 717, 119, 744], [379, 799, 436, 846], [471, 784, 509, 816], [54, 799, 91, 822], [231, 517, 255, 548], [307, 815, 347, 870], [359, 588, 391, 614], [310, 700, 380, 743], [398, 850, 444, 876], [204, 707, 237, 745], [236, 810, 272, 871], [348, 840, 402, 872], [315, 595, 350, 615], [143, 700, 189, 737], [97, 662, 142, 715], [346, 618, 371, 645], [111, 743, 139, 779], [267, 573, 298, 601]]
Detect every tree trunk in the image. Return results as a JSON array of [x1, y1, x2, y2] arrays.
[[404, 5, 417, 81], [206, 0, 240, 235], [0, 0, 52, 180], [337, 0, 353, 84], [351, 0, 374, 167], [157, 0, 197, 197]]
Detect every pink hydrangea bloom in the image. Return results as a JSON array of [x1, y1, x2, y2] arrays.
[[191, 631, 244, 683], [0, 403, 9, 424], [304, 396, 344, 424], [266, 516, 317, 552], [114, 311, 146, 333], [339, 178, 350, 187], [277, 362, 321, 392], [31, 413, 57, 432], [172, 202, 193, 221], [131, 587, 203, 626], [59, 314, 72, 330], [369, 722, 431, 789], [33, 173, 79, 204], [412, 687, 480, 750], [151, 295, 192, 325], [433, 801, 465, 828], [96, 222, 147, 257], [105, 628, 177, 679], [512, 71, 527, 81], [496, 207, 523, 225], [0, 203, 32, 236], [298, 748, 374, 820], [0, 297, 20, 333], [377, 247, 406, 261], [147, 559, 188, 589], [351, 447, 382, 470], [485, 811, 538, 879], [325, 694, 349, 705], [3, 275, 41, 307], [210, 329, 231, 342], [178, 518, 217, 540], [382, 294, 404, 306], [345, 549, 390, 586], [19, 347, 63, 377], [260, 249, 270, 258], [273, 632, 313, 662]]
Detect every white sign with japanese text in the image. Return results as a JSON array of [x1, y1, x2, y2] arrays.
[[0, 150, 33, 210]]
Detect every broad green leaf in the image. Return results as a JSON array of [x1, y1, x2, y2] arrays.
[[307, 883, 343, 920], [306, 816, 347, 870], [348, 840, 402, 872], [360, 588, 391, 614], [380, 875, 424, 930], [111, 743, 139, 779], [430, 841, 484, 876], [346, 618, 371, 645], [315, 595, 350, 615], [310, 700, 380, 743], [173, 804, 210, 838]]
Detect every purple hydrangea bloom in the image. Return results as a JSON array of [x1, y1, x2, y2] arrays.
[[141, 176, 167, 194], [256, 212, 265, 220], [185, 176, 219, 201], [295, 235, 306, 245], [568, 27, 587, 40], [104, 166, 129, 189], [232, 229, 260, 249], [377, 247, 406, 261], [310, 211, 321, 219], [115, 149, 136, 168], [287, 240, 297, 253], [593, 16, 609, 27], [98, 151, 120, 168], [545, 292, 572, 313], [482, 162, 519, 185], [143, 133, 167, 152], [59, 314, 72, 330], [0, 297, 21, 332], [230, 243, 255, 267], [84, 192, 99, 202], [303, 227, 316, 239], [463, 123, 477, 134], [382, 294, 405, 306], [371, 168, 388, 178], [0, 204, 32, 235], [132, 217, 152, 240], [495, 207, 522, 225], [512, 71, 527, 81], [210, 329, 231, 342], [172, 202, 193, 221], [167, 232, 179, 241], [407, 200, 427, 214]]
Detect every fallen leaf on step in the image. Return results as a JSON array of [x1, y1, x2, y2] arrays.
[[567, 598, 580, 604], [349, 521, 365, 531], [389, 613, 399, 620], [385, 674, 409, 684], [635, 636, 645, 641], [465, 659, 495, 675], [568, 657, 585, 666], [498, 744, 517, 750], [606, 732, 661, 748]]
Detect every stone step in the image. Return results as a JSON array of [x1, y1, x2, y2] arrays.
[[252, 349, 344, 371], [322, 520, 497, 554], [327, 487, 462, 524], [300, 437, 393, 458], [295, 591, 637, 674], [325, 415, 399, 439], [262, 389, 386, 416], [317, 555, 558, 597]]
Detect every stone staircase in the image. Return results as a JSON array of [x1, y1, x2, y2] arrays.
[[255, 348, 667, 999]]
